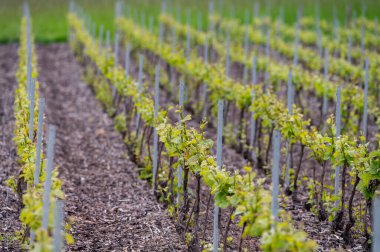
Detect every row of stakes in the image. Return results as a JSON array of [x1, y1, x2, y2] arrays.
[[114, 0, 379, 57], [23, 3, 64, 251], [71, 1, 380, 251], [116, 0, 377, 62], [93, 0, 373, 146], [130, 54, 377, 252]]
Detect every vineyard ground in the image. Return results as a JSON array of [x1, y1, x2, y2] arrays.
[[0, 44, 23, 252], [0, 42, 369, 251], [34, 43, 185, 251]]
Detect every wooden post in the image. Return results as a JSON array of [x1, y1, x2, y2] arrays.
[[294, 22, 299, 67], [136, 54, 144, 137], [28, 78, 36, 141], [125, 43, 131, 79], [170, 27, 176, 96], [153, 65, 160, 192], [334, 85, 341, 208], [316, 28, 322, 58], [254, 2, 259, 20], [251, 56, 257, 86], [213, 100, 224, 252], [202, 38, 209, 119], [373, 191, 380, 252], [249, 56, 257, 163], [225, 31, 230, 78], [363, 59, 369, 140], [285, 70, 293, 189], [42, 125, 57, 230], [322, 48, 329, 132], [161, 0, 167, 13], [250, 89, 256, 163], [271, 130, 281, 227], [209, 0, 215, 34], [53, 199, 64, 252], [115, 0, 122, 19], [177, 79, 185, 204], [27, 38, 32, 100]]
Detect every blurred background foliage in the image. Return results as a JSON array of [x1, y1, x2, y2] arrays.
[[0, 0, 379, 43]]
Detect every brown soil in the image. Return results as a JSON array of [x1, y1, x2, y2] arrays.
[[36, 43, 186, 251], [0, 29, 370, 252], [0, 40, 361, 251], [0, 44, 23, 252]]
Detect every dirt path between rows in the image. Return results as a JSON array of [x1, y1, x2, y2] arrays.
[[36, 43, 185, 251], [0, 44, 23, 252]]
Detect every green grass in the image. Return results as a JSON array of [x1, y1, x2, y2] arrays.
[[1, 0, 379, 43]]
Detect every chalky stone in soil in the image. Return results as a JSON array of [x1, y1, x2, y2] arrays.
[[36, 44, 185, 251], [0, 44, 23, 252]]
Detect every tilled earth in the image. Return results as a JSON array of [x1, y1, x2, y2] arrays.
[[0, 42, 368, 252], [36, 44, 185, 251], [0, 44, 23, 252]]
